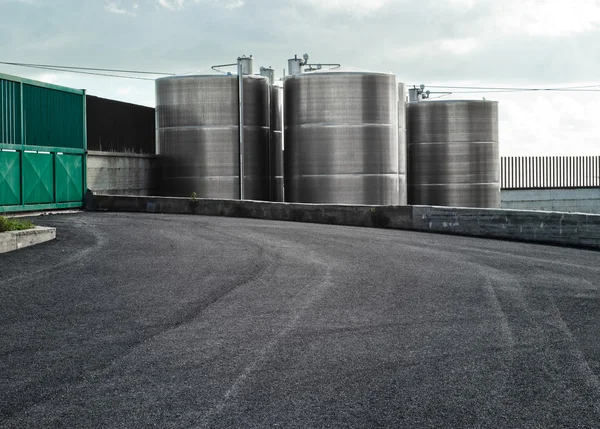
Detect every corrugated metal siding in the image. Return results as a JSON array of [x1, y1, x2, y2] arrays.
[[501, 156, 600, 189], [0, 78, 21, 145], [86, 95, 155, 154], [23, 84, 84, 149]]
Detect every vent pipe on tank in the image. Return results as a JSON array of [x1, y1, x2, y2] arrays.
[[287, 53, 341, 75], [260, 66, 275, 84], [408, 84, 452, 101], [287, 54, 308, 75], [238, 55, 253, 75], [237, 55, 253, 199], [409, 84, 430, 102]]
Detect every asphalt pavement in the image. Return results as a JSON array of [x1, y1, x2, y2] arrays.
[[1, 212, 599, 428]]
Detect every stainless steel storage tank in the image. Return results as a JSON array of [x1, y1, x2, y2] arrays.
[[398, 83, 407, 205], [284, 70, 400, 205], [270, 83, 284, 201], [156, 74, 270, 200], [406, 100, 500, 207]]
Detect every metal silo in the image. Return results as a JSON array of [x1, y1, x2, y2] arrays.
[[270, 83, 284, 201], [406, 100, 500, 208], [156, 74, 270, 200], [398, 83, 407, 205], [284, 70, 400, 205]]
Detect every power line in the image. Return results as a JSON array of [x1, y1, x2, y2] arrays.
[[445, 88, 600, 93], [0, 61, 173, 76], [445, 89, 600, 94], [3, 61, 600, 90], [15, 64, 158, 81], [421, 84, 600, 93]]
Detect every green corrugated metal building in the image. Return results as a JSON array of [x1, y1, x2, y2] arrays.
[[0, 72, 86, 213]]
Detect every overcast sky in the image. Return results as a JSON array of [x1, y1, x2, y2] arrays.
[[2, 0, 600, 156]]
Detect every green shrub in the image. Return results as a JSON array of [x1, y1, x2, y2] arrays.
[[0, 216, 34, 233]]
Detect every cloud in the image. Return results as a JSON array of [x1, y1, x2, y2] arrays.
[[155, 0, 243, 10], [494, 91, 600, 156], [302, 0, 392, 15], [2, 0, 600, 156], [444, 0, 600, 37], [495, 0, 600, 37], [105, 0, 137, 16], [439, 38, 480, 55], [397, 37, 481, 59], [221, 0, 243, 9], [156, 0, 184, 10]]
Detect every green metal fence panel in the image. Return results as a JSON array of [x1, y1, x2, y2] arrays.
[[0, 79, 21, 145], [0, 150, 21, 206], [55, 153, 83, 203], [23, 84, 85, 149], [0, 73, 86, 212], [23, 152, 54, 204]]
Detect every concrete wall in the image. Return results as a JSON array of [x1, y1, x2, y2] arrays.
[[92, 195, 600, 250], [87, 151, 157, 196], [502, 188, 600, 214], [412, 205, 600, 249]]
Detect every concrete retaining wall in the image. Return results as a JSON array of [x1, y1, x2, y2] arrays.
[[93, 195, 413, 230], [93, 194, 600, 250], [412, 206, 600, 249], [502, 188, 600, 214], [87, 151, 157, 196]]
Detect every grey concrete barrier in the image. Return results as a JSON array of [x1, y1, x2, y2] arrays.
[[92, 194, 600, 250], [0, 227, 56, 254], [93, 194, 413, 230], [412, 206, 600, 249]]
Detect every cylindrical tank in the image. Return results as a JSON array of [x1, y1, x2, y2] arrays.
[[156, 74, 270, 200], [398, 82, 407, 205], [270, 84, 284, 202], [260, 66, 275, 85], [284, 70, 400, 205], [288, 57, 304, 75], [406, 100, 500, 207]]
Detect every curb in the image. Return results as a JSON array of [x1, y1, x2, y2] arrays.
[[0, 227, 57, 254]]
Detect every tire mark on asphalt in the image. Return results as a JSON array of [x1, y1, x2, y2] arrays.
[[0, 218, 107, 287], [147, 224, 272, 334], [199, 268, 334, 427], [196, 226, 339, 427], [79, 223, 273, 371], [0, 220, 273, 425], [476, 267, 520, 421], [547, 295, 600, 406]]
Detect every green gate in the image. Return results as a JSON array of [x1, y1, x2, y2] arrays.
[[0, 72, 86, 213]]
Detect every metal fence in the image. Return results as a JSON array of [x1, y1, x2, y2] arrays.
[[0, 72, 86, 213], [501, 156, 600, 189], [86, 95, 155, 154]]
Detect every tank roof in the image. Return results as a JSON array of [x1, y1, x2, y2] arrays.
[[408, 99, 499, 104], [156, 73, 268, 82], [283, 66, 396, 80]]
